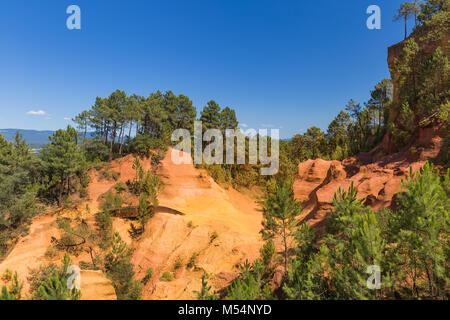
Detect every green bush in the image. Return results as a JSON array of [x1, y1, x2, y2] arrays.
[[114, 182, 127, 194], [30, 254, 81, 300], [95, 210, 113, 247], [99, 191, 123, 212], [210, 231, 218, 243], [187, 252, 199, 269], [174, 256, 183, 270], [129, 135, 165, 157], [142, 268, 154, 285], [1, 269, 13, 282], [159, 271, 174, 282], [111, 171, 121, 181], [105, 233, 142, 300]]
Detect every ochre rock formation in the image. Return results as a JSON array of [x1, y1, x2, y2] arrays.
[[294, 125, 444, 234]]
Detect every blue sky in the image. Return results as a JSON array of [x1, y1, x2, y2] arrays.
[[0, 0, 411, 138]]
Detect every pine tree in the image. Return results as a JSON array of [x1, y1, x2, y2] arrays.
[[104, 232, 142, 300], [260, 179, 302, 274], [283, 223, 326, 300], [324, 183, 385, 299], [200, 100, 221, 131], [387, 163, 449, 298], [394, 3, 417, 39], [40, 126, 87, 205], [194, 274, 219, 300], [37, 272, 81, 300], [0, 286, 16, 300]]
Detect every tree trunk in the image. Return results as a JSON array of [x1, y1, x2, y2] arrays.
[[404, 16, 407, 40], [109, 122, 117, 162], [128, 122, 133, 141], [119, 125, 124, 155], [59, 176, 64, 206], [282, 222, 288, 274], [103, 120, 108, 144]]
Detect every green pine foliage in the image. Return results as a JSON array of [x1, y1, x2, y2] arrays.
[[261, 179, 302, 274], [104, 232, 142, 300], [0, 132, 39, 259], [385, 162, 449, 298], [194, 274, 219, 300], [30, 254, 81, 300], [37, 272, 81, 300], [39, 126, 88, 205], [0, 271, 23, 300], [234, 161, 449, 300]]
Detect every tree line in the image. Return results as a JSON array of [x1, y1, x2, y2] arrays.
[[73, 90, 238, 162]]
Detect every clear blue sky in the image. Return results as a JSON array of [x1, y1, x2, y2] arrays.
[[0, 0, 411, 138]]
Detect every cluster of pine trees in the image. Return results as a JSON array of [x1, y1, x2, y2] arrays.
[[195, 163, 448, 300], [0, 133, 40, 258], [286, 79, 393, 163], [72, 90, 238, 161]]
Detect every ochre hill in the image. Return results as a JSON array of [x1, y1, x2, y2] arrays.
[[131, 148, 263, 299], [0, 148, 263, 300]]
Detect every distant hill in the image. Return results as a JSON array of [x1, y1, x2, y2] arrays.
[[0, 129, 54, 149]]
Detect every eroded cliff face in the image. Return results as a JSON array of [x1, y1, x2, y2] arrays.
[[294, 125, 443, 233], [383, 24, 449, 154]]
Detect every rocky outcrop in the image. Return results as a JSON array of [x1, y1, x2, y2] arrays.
[[294, 125, 443, 232]]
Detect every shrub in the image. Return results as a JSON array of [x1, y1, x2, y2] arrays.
[[187, 252, 199, 269], [142, 268, 154, 285], [45, 245, 59, 259], [98, 169, 112, 181], [114, 182, 127, 194], [79, 187, 88, 199], [37, 272, 81, 300], [129, 135, 165, 157], [99, 191, 123, 212], [159, 272, 174, 282], [1, 269, 12, 282], [30, 254, 81, 300], [193, 274, 219, 300], [82, 137, 110, 163], [205, 164, 231, 185], [5, 272, 23, 300], [104, 233, 142, 300], [111, 171, 121, 181], [209, 231, 219, 244], [0, 286, 16, 300], [174, 256, 183, 270], [95, 210, 113, 248]]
